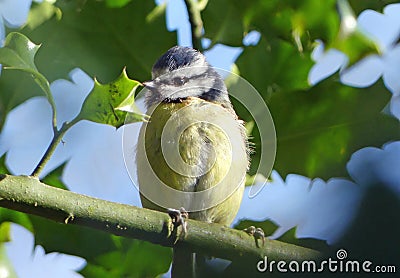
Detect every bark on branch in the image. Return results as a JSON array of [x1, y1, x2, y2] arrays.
[[0, 174, 321, 264]]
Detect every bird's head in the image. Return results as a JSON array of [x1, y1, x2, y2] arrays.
[[143, 46, 231, 108]]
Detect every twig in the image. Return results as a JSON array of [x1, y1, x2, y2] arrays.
[[0, 174, 321, 263], [31, 118, 79, 177], [184, 0, 208, 51]]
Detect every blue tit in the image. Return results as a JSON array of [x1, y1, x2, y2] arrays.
[[136, 46, 249, 276]]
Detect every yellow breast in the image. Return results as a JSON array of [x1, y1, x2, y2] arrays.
[[136, 97, 248, 225]]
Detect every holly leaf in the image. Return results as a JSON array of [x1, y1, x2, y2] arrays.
[[0, 32, 39, 70], [203, 0, 339, 51], [30, 217, 170, 276], [202, 0, 244, 46], [0, 155, 9, 175], [0, 242, 18, 278], [0, 208, 33, 234], [0, 223, 11, 243], [277, 227, 330, 252], [235, 37, 313, 94], [242, 0, 339, 49], [348, 0, 400, 14], [0, 67, 43, 130], [26, 1, 62, 30], [30, 215, 116, 261], [0, 32, 56, 119], [21, 0, 176, 83], [329, 0, 380, 67], [80, 238, 172, 277], [105, 0, 133, 8], [41, 162, 69, 190], [76, 69, 146, 128], [0, 155, 33, 232], [203, 0, 384, 69], [270, 78, 400, 179]]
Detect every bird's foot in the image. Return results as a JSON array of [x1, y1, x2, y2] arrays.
[[167, 207, 189, 242], [244, 226, 265, 247]]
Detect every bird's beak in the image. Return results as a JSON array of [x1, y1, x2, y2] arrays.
[[143, 81, 156, 90]]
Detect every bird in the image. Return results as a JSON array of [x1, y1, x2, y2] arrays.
[[136, 46, 249, 277]]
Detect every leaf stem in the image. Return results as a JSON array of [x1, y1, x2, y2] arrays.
[[51, 105, 58, 134], [31, 118, 79, 177], [184, 0, 208, 51]]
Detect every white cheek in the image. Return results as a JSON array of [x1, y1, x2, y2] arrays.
[[162, 85, 181, 97], [186, 78, 215, 90]]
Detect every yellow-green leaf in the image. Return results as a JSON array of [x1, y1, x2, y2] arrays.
[[330, 0, 380, 66], [0, 32, 56, 122], [0, 243, 17, 278], [77, 69, 145, 128]]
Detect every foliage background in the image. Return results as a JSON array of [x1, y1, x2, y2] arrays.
[[0, 0, 400, 277]]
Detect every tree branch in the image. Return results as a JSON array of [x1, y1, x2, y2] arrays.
[[0, 174, 321, 263], [184, 0, 207, 51]]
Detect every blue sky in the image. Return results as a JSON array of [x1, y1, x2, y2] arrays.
[[1, 1, 400, 277]]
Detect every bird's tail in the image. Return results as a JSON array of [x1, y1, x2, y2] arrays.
[[172, 247, 205, 278]]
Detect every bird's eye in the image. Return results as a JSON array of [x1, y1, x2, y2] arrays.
[[172, 77, 187, 86]]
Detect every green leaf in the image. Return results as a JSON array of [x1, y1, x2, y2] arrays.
[[236, 37, 313, 94], [204, 0, 386, 68], [0, 209, 33, 233], [204, 0, 396, 51], [223, 1, 399, 179], [0, 244, 18, 278], [276, 227, 330, 252], [105, 0, 133, 8], [245, 173, 271, 186], [81, 238, 172, 278], [0, 32, 56, 124], [329, 0, 380, 66], [203, 0, 339, 51], [26, 1, 62, 30], [0, 155, 10, 175], [332, 29, 379, 68], [0, 70, 43, 130], [230, 37, 312, 176], [243, 0, 339, 49], [230, 26, 399, 179], [2, 160, 104, 258], [76, 69, 145, 128], [0, 32, 39, 70], [348, 0, 400, 14], [202, 0, 245, 46], [0, 155, 33, 232], [269, 78, 400, 179], [42, 162, 69, 190], [335, 185, 400, 264], [30, 215, 116, 260], [21, 0, 176, 82], [0, 223, 11, 243]]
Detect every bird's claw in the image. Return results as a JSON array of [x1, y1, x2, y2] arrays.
[[168, 207, 189, 241], [244, 226, 265, 247]]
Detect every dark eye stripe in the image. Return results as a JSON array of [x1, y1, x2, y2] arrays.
[[169, 71, 210, 86], [171, 77, 188, 86]]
